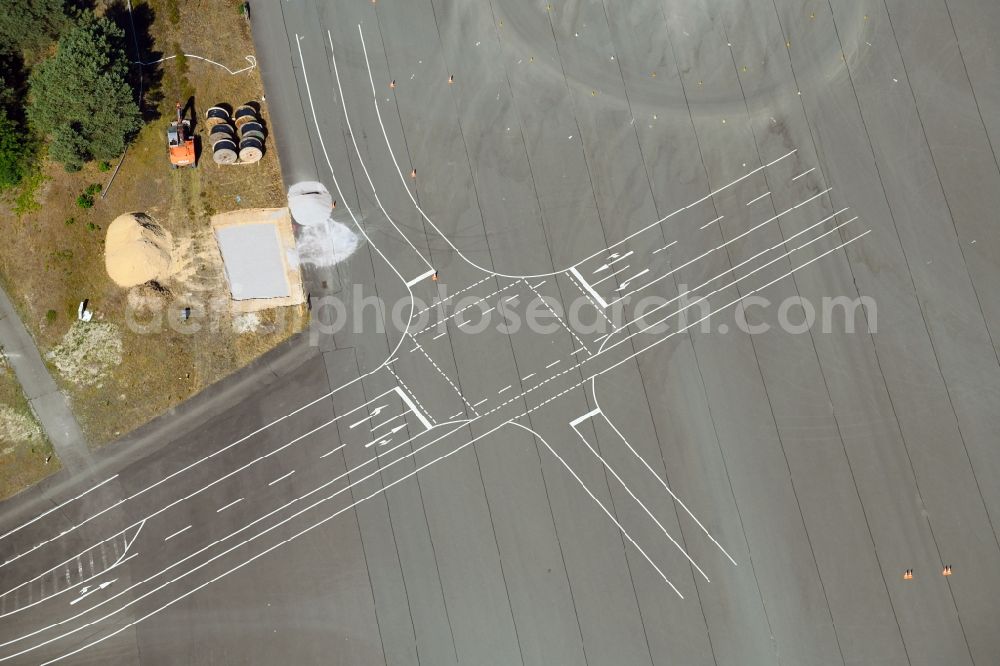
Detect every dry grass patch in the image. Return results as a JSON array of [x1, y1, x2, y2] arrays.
[[0, 354, 57, 501], [0, 0, 306, 447]]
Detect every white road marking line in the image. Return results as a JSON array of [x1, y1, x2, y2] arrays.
[[267, 471, 295, 487], [566, 274, 615, 326], [608, 188, 834, 305], [412, 276, 492, 317], [792, 167, 815, 181], [606, 212, 856, 346], [651, 241, 678, 255], [613, 268, 650, 292], [698, 215, 724, 230], [456, 319, 470, 327], [163, 526, 192, 542], [216, 499, 244, 514], [592, 264, 630, 286], [570, 347, 587, 356], [498, 385, 512, 394], [531, 280, 547, 289], [608, 250, 634, 265], [349, 405, 387, 429], [0, 475, 119, 544], [746, 191, 771, 206], [593, 334, 609, 342], [410, 338, 480, 416], [390, 382, 434, 429], [525, 279, 590, 355], [569, 149, 798, 271], [516, 423, 683, 598], [545, 359, 561, 369], [370, 412, 406, 432], [405, 269, 436, 287], [522, 373, 536, 381], [504, 295, 519, 303], [432, 330, 447, 340], [69, 579, 117, 606], [449, 411, 466, 420], [362, 424, 407, 448], [569, 408, 601, 427], [571, 425, 710, 582], [568, 267, 609, 309], [597, 408, 737, 565], [472, 398, 488, 408]]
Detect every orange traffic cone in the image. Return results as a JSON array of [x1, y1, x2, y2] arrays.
[[431, 271, 439, 282], [331, 200, 337, 209], [448, 74, 454, 84], [903, 569, 914, 580], [389, 80, 396, 89], [942, 565, 953, 576], [410, 168, 417, 179]]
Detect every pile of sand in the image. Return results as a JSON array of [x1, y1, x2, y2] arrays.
[[105, 213, 173, 288]]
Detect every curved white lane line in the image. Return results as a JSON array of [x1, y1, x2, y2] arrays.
[[355, 23, 797, 280], [508, 421, 683, 598], [326, 30, 434, 274]]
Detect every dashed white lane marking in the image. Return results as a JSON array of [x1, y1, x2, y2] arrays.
[[18, 227, 865, 662], [267, 471, 295, 487], [699, 215, 724, 230], [530, 280, 547, 289], [568, 149, 798, 272], [651, 240, 677, 254], [411, 276, 492, 318], [504, 295, 519, 303], [449, 411, 466, 420], [432, 330, 447, 340], [609, 188, 833, 305], [411, 338, 480, 416], [163, 526, 192, 542], [472, 398, 488, 408], [498, 385, 512, 394], [413, 282, 519, 336], [746, 191, 771, 206], [216, 499, 243, 514], [521, 373, 536, 382], [607, 213, 857, 349], [524, 279, 590, 355], [570, 347, 587, 356], [387, 369, 435, 427], [566, 273, 615, 326], [545, 360, 561, 369], [792, 167, 815, 181]]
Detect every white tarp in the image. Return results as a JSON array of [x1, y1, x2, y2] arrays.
[[286, 181, 360, 267], [287, 181, 334, 227]]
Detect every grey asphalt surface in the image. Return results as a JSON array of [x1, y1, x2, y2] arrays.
[[0, 286, 90, 474], [2, 0, 1000, 664]]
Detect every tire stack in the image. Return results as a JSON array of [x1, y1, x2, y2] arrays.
[[234, 103, 265, 164], [206, 106, 238, 165]]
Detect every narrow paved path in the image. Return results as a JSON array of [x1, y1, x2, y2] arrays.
[[0, 287, 91, 473]]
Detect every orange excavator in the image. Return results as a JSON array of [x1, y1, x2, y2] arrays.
[[167, 102, 196, 168]]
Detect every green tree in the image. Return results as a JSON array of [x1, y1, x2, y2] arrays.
[[0, 111, 29, 188], [28, 15, 141, 168], [0, 0, 72, 57], [48, 122, 87, 171]]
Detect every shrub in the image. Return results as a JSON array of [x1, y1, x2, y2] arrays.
[[98, 160, 111, 172], [29, 16, 142, 168], [45, 309, 57, 323], [76, 193, 94, 208]]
